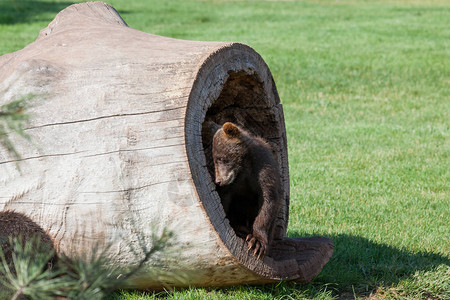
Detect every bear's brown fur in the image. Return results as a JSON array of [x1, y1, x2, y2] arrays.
[[211, 122, 282, 259]]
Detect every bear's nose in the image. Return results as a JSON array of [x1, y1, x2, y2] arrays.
[[215, 178, 221, 185]]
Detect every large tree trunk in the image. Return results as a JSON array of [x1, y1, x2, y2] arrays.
[[0, 2, 332, 289]]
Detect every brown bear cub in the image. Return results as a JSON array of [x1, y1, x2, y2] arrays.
[[211, 122, 282, 259]]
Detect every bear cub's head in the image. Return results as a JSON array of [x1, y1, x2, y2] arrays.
[[212, 122, 246, 186]]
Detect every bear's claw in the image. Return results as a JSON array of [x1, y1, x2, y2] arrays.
[[246, 234, 267, 259]]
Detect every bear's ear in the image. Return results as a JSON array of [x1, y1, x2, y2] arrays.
[[222, 122, 241, 138]]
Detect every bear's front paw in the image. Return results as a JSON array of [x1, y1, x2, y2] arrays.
[[245, 233, 267, 259]]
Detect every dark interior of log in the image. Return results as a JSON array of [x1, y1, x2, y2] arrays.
[[201, 70, 282, 245]]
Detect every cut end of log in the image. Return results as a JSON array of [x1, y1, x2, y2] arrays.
[[185, 43, 333, 283]]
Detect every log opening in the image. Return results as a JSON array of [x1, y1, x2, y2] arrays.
[[186, 44, 295, 281], [201, 70, 285, 242]]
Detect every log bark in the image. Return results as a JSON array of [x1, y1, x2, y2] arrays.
[[0, 2, 333, 288]]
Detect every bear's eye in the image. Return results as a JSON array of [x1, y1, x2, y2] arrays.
[[216, 157, 229, 164]]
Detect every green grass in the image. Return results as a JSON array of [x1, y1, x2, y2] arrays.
[[1, 0, 449, 299]]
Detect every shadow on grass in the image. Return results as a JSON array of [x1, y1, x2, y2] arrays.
[[0, 0, 75, 24], [289, 232, 450, 297], [110, 233, 449, 299]]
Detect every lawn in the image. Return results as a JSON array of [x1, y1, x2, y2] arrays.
[[1, 0, 449, 299]]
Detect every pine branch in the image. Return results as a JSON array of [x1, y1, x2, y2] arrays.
[[0, 228, 183, 299], [0, 94, 33, 162], [0, 236, 69, 300]]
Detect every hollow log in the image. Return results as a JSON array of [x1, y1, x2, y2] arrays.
[[0, 2, 333, 288]]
